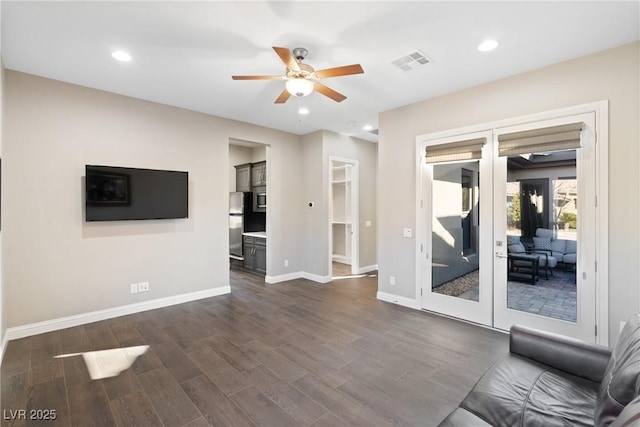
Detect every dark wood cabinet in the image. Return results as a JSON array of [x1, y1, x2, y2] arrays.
[[251, 161, 266, 187], [243, 235, 266, 275], [235, 163, 251, 192]]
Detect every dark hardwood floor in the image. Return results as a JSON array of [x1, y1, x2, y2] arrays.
[[1, 268, 508, 426]]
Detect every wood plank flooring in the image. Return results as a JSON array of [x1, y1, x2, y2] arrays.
[[1, 268, 508, 426]]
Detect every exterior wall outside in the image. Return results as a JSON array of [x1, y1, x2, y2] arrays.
[[378, 42, 640, 345], [432, 162, 479, 287]]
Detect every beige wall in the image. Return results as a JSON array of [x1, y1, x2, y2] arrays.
[[301, 131, 326, 277], [378, 42, 640, 345], [3, 71, 305, 328]]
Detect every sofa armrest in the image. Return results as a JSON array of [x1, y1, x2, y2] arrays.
[[510, 324, 612, 383]]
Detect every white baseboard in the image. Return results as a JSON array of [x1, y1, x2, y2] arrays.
[[265, 272, 304, 284], [331, 256, 351, 264], [302, 272, 332, 283], [358, 264, 378, 274], [265, 271, 332, 284], [4, 286, 231, 342], [376, 291, 420, 310]]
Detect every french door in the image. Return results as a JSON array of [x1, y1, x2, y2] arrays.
[[420, 130, 493, 326], [419, 112, 599, 343]]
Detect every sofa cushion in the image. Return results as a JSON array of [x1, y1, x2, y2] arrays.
[[566, 239, 578, 254], [536, 255, 558, 268], [610, 394, 640, 427], [595, 312, 640, 426], [533, 236, 552, 251], [550, 239, 567, 262], [507, 235, 521, 246], [550, 239, 567, 254], [536, 228, 554, 239], [508, 243, 526, 254], [563, 253, 577, 265], [438, 407, 492, 426], [459, 353, 598, 427]]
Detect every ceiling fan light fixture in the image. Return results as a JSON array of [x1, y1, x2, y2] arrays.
[[478, 39, 499, 52], [286, 78, 314, 97], [111, 50, 132, 62]]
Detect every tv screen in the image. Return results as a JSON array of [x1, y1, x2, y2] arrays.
[[86, 165, 188, 221]]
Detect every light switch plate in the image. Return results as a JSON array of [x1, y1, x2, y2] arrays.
[[365, 220, 372, 227], [403, 228, 412, 238]]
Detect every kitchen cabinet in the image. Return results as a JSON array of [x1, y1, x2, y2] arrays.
[[235, 163, 251, 192], [243, 235, 266, 275], [251, 161, 267, 187]]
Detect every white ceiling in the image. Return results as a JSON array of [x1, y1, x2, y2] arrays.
[[2, 1, 639, 142]]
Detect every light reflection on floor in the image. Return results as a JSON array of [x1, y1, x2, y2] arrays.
[[55, 345, 149, 380]]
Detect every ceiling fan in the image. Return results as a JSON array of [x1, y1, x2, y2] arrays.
[[232, 46, 364, 104]]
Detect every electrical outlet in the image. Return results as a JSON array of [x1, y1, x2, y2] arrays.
[[284, 259, 289, 267], [130, 283, 138, 294], [138, 282, 149, 292], [390, 276, 396, 286]]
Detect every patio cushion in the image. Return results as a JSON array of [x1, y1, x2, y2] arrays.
[[563, 253, 577, 265], [509, 243, 526, 254], [535, 255, 558, 268], [566, 240, 577, 254], [507, 235, 521, 245], [550, 239, 566, 253], [533, 237, 552, 251], [536, 228, 554, 239]]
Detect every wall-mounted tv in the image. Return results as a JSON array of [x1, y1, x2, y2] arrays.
[[86, 165, 188, 221]]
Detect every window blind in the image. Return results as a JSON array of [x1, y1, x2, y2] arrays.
[[425, 138, 486, 164], [497, 122, 583, 157]]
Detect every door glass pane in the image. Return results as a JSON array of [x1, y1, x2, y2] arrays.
[[432, 161, 480, 302], [505, 149, 577, 322]]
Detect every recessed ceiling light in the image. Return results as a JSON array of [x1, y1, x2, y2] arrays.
[[363, 124, 373, 131], [112, 50, 132, 62], [298, 107, 309, 115], [478, 39, 499, 52]]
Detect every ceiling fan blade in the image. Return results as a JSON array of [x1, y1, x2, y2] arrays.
[[314, 64, 364, 79], [313, 82, 347, 103], [274, 88, 291, 104], [232, 75, 283, 80], [273, 46, 300, 72]]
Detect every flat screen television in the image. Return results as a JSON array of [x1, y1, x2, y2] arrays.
[[86, 165, 188, 221]]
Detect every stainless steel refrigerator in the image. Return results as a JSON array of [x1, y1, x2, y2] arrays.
[[229, 192, 250, 258]]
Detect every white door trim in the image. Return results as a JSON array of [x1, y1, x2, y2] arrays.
[[415, 100, 609, 345]]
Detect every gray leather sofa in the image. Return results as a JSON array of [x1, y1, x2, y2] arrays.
[[439, 312, 640, 426]]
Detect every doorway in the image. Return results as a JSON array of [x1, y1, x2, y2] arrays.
[[417, 104, 608, 344], [228, 139, 269, 278], [329, 157, 359, 277]]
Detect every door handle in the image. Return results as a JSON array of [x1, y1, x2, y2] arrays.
[[495, 252, 508, 259]]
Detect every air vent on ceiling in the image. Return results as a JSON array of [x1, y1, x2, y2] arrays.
[[391, 50, 431, 71]]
